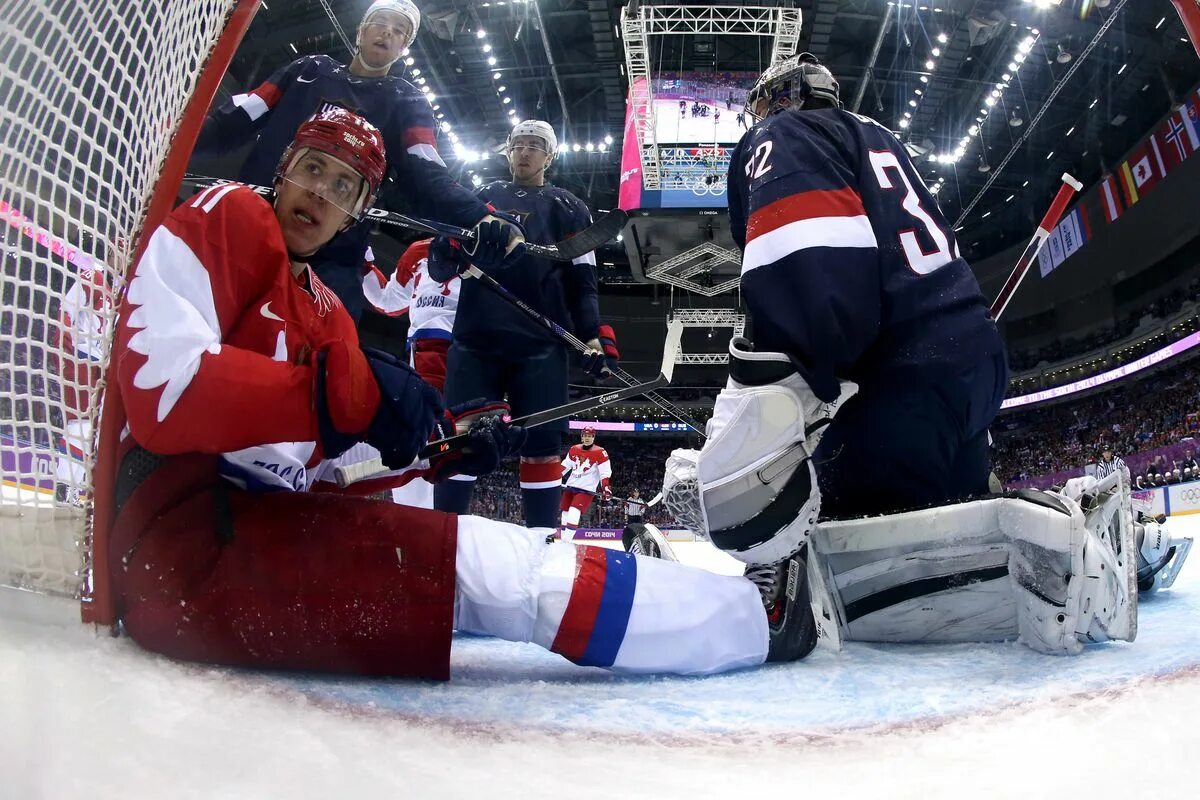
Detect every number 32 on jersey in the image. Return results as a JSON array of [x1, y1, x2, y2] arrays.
[[867, 149, 957, 274]]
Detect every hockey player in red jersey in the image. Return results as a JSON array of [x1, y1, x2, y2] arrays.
[[107, 107, 814, 679], [559, 425, 612, 534], [361, 238, 457, 393]]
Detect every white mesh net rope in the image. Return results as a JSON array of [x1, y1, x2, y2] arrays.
[[0, 1, 242, 597]]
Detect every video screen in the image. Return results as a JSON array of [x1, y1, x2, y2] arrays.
[[618, 72, 757, 211], [651, 71, 757, 145]]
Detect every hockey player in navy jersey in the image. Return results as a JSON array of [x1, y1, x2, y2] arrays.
[[723, 52, 1008, 524], [193, 0, 522, 321], [429, 120, 615, 532], [653, 55, 1139, 661]]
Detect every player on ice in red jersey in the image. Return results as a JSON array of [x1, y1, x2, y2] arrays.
[[558, 426, 612, 536], [106, 107, 815, 679]]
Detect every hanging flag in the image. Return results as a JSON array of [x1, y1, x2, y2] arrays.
[[1147, 132, 1168, 191], [1183, 94, 1200, 153], [1100, 173, 1124, 223], [1038, 240, 1055, 277], [1047, 223, 1066, 268], [1162, 106, 1197, 168], [1058, 207, 1088, 261], [1122, 142, 1162, 202]]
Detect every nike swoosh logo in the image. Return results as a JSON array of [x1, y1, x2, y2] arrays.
[[297, 76, 315, 84], [260, 302, 284, 321]]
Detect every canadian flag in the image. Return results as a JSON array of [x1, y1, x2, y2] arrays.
[[1119, 142, 1163, 204]]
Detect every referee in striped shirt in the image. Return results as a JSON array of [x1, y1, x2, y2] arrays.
[[1096, 447, 1127, 480]]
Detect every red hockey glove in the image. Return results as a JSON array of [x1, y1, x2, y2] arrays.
[[426, 399, 527, 482], [581, 324, 620, 377], [601, 479, 613, 499]]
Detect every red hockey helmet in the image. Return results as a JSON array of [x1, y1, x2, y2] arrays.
[[277, 106, 387, 217], [582, 425, 596, 437]]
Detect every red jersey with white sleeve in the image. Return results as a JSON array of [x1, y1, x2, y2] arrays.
[[361, 239, 459, 348], [561, 443, 612, 494], [114, 183, 359, 493]]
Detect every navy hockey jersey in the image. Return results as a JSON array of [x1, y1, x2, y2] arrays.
[[194, 55, 489, 270], [727, 108, 1005, 402], [447, 181, 600, 354]]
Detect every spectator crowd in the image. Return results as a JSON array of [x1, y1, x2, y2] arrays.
[[993, 354, 1200, 485], [1007, 278, 1200, 373]]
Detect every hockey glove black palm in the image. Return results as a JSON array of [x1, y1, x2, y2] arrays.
[[466, 211, 526, 272], [426, 399, 527, 482]]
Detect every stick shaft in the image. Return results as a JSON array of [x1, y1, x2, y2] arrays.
[[989, 173, 1083, 320]]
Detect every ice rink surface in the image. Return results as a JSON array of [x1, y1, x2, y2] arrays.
[[654, 98, 748, 145], [3, 517, 1199, 799]]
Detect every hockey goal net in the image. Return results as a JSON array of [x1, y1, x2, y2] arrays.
[[0, 1, 258, 621]]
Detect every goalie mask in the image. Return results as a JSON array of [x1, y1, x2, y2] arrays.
[[746, 52, 841, 122]]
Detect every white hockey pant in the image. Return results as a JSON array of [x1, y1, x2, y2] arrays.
[[453, 516, 768, 675]]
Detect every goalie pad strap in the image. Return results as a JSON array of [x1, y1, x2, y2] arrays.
[[709, 455, 814, 554], [728, 342, 795, 386]]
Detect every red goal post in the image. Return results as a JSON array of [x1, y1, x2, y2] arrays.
[[0, 1, 261, 625]]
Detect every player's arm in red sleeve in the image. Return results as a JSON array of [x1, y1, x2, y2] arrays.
[[598, 448, 613, 494], [115, 187, 325, 455], [363, 240, 428, 317]]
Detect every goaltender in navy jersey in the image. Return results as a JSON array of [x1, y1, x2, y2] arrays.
[[194, 55, 488, 289], [727, 107, 1005, 403], [451, 181, 600, 354]]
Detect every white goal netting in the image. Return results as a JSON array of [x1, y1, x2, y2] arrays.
[[0, 1, 249, 601]]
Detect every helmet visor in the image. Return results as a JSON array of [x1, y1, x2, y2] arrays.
[[283, 151, 365, 218]]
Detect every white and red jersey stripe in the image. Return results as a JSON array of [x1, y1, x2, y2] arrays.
[[742, 186, 877, 276]]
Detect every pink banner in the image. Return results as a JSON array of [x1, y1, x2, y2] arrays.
[[0, 198, 100, 274], [617, 78, 644, 211]]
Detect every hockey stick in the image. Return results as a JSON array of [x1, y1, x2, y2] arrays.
[[462, 265, 707, 436], [989, 173, 1083, 320], [180, 174, 627, 262], [558, 484, 639, 506], [332, 329, 682, 487]]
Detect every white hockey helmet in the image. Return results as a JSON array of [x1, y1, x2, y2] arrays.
[[507, 119, 558, 169], [746, 52, 841, 121], [358, 0, 420, 54]]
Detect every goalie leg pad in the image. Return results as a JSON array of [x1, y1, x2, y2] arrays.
[[809, 480, 1137, 655]]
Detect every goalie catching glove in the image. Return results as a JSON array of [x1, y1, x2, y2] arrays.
[[663, 337, 827, 566]]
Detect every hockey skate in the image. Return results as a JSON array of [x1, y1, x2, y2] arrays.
[[621, 523, 678, 562], [746, 547, 818, 662]]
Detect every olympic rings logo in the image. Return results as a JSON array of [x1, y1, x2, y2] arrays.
[[1179, 487, 1200, 503], [690, 178, 726, 196]]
